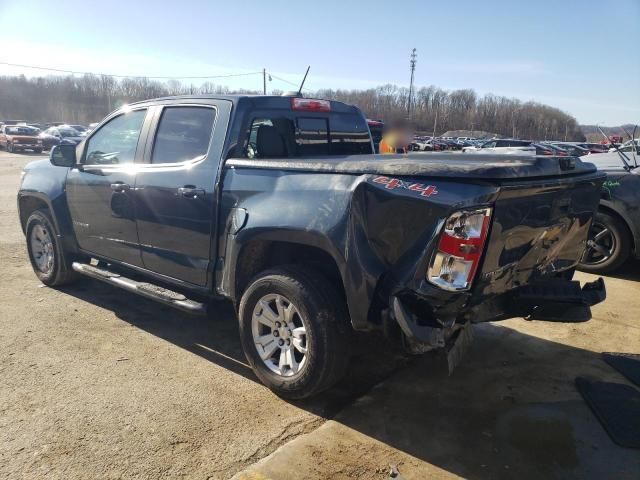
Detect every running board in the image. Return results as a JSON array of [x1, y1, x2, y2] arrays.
[[71, 262, 206, 315]]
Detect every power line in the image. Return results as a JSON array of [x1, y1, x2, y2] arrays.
[[268, 73, 312, 92], [0, 61, 262, 80]]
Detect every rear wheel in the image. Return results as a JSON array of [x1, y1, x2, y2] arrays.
[[239, 266, 350, 399], [579, 211, 631, 274], [25, 209, 79, 286], [34, 148, 43, 154], [7, 143, 14, 153]]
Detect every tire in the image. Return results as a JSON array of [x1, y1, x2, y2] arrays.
[[34, 148, 43, 154], [25, 209, 79, 286], [579, 211, 631, 274], [239, 266, 351, 399], [7, 143, 13, 153]]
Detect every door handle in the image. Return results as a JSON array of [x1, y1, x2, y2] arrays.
[[110, 182, 130, 193], [178, 186, 205, 198]]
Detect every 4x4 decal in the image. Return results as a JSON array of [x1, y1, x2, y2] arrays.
[[373, 176, 438, 197]]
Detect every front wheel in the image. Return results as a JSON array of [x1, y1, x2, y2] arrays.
[[579, 211, 631, 274], [239, 267, 350, 399], [25, 209, 79, 286], [7, 143, 14, 153]]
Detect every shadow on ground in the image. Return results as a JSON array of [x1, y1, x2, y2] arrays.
[[59, 279, 640, 480], [59, 279, 408, 418]]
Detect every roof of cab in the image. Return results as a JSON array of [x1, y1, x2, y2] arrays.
[[127, 94, 361, 114]]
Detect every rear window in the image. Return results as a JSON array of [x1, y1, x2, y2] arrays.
[[243, 112, 372, 159]]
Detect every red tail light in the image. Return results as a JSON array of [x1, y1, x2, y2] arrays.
[[427, 208, 492, 291], [291, 98, 331, 112]]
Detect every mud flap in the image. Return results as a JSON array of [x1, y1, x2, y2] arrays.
[[446, 322, 474, 375]]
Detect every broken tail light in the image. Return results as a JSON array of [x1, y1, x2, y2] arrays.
[[427, 207, 492, 291]]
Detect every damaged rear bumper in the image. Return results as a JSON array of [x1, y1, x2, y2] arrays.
[[391, 277, 606, 345]]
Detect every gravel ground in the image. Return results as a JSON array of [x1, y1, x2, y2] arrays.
[[1, 150, 639, 480]]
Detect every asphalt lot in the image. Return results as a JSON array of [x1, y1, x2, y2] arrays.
[[1, 150, 639, 480]]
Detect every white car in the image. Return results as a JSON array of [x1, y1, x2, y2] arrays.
[[462, 139, 536, 155], [609, 139, 639, 153]]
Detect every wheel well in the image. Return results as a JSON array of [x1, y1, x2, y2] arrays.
[[235, 240, 346, 301], [599, 204, 635, 251], [19, 196, 49, 232]]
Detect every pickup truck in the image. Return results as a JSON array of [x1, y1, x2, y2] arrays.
[[18, 95, 606, 399]]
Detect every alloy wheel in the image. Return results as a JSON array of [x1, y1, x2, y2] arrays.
[[251, 293, 308, 377]]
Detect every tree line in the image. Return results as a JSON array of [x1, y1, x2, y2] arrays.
[[0, 74, 585, 141]]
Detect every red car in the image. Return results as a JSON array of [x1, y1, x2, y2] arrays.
[[0, 125, 44, 153]]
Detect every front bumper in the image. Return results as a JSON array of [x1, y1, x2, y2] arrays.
[[392, 277, 606, 344]]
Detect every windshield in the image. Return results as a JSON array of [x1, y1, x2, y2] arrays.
[[6, 126, 39, 135]]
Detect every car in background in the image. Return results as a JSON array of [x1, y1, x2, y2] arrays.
[[578, 151, 639, 273], [537, 143, 570, 156], [611, 139, 640, 153], [577, 143, 609, 154], [550, 142, 590, 156], [87, 122, 100, 131], [463, 138, 536, 155], [68, 124, 89, 135], [0, 125, 44, 153], [367, 119, 384, 153], [41, 126, 84, 146]]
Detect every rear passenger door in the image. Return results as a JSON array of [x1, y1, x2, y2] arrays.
[[134, 101, 231, 287]]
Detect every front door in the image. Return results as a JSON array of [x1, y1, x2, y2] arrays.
[[66, 109, 149, 266], [134, 104, 224, 286]]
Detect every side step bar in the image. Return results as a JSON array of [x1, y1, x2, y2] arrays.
[[71, 262, 207, 315]]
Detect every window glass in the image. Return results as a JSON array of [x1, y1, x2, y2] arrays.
[[151, 107, 216, 164], [85, 110, 146, 165], [330, 115, 372, 155], [244, 113, 373, 159], [297, 117, 329, 156], [482, 141, 496, 148]]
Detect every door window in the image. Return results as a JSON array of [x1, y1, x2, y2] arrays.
[[85, 109, 146, 165], [151, 107, 216, 164]]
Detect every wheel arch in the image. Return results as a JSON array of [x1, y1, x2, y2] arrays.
[[223, 231, 350, 322], [18, 192, 79, 254]]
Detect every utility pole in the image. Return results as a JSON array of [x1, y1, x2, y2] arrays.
[[407, 48, 417, 118], [432, 108, 438, 139], [263, 68, 267, 95]]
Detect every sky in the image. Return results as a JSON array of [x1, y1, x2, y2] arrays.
[[0, 0, 638, 125]]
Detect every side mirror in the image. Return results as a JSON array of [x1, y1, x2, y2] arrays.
[[50, 144, 77, 167]]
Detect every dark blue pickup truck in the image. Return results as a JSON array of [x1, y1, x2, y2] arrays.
[[18, 95, 606, 398]]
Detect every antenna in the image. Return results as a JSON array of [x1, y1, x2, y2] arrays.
[[598, 125, 633, 171], [297, 66, 310, 97], [408, 48, 417, 117]]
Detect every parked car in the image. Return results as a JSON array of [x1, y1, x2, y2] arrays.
[[578, 151, 639, 273], [538, 143, 570, 156], [610, 139, 640, 153], [463, 138, 536, 155], [367, 119, 384, 153], [0, 125, 45, 153], [68, 124, 90, 135], [41, 126, 84, 146], [550, 142, 590, 156], [18, 95, 606, 399], [577, 143, 609, 154]]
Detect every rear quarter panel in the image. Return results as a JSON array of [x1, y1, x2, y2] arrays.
[[218, 167, 499, 330]]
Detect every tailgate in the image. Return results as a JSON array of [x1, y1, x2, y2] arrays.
[[474, 172, 605, 297]]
